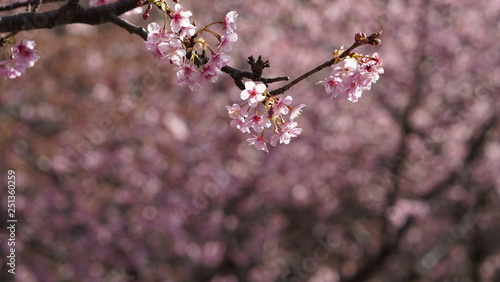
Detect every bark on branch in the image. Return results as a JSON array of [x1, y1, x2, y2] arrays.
[[0, 0, 141, 33]]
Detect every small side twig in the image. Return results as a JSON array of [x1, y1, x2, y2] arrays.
[[221, 65, 289, 90], [108, 14, 148, 39]]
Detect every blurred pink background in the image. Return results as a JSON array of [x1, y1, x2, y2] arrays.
[[1, 0, 500, 281]]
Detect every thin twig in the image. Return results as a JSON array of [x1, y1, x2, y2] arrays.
[[108, 14, 147, 39], [269, 42, 361, 96]]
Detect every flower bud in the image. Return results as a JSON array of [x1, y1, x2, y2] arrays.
[[143, 4, 152, 20], [367, 30, 383, 40], [355, 32, 367, 44], [370, 39, 382, 45]]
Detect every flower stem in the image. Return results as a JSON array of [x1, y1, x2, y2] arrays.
[[269, 42, 361, 96]]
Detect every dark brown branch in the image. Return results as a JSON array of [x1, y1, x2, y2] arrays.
[[0, 1, 29, 12], [0, 0, 65, 12], [0, 0, 140, 33], [221, 65, 289, 90], [108, 13, 147, 39]]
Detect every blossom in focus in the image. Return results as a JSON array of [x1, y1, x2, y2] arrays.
[[144, 6, 238, 91], [174, 63, 199, 90], [246, 135, 269, 153], [317, 53, 384, 102], [271, 95, 293, 117], [157, 38, 186, 65], [227, 88, 305, 152], [240, 81, 266, 108], [226, 104, 250, 133], [290, 104, 306, 121], [223, 11, 238, 33], [170, 3, 193, 33], [245, 112, 271, 133], [217, 33, 238, 53], [270, 121, 302, 147]]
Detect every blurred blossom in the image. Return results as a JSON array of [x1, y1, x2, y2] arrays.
[[0, 39, 40, 79], [388, 199, 430, 227]]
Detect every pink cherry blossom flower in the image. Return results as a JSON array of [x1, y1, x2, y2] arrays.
[[0, 39, 40, 79], [146, 22, 172, 43], [246, 135, 269, 153], [217, 33, 238, 53], [231, 118, 251, 133], [0, 59, 23, 79], [170, 4, 193, 33], [178, 24, 196, 39], [360, 53, 384, 83], [240, 81, 266, 108], [208, 53, 231, 69], [332, 57, 358, 77], [290, 104, 306, 121], [157, 38, 186, 65], [226, 104, 250, 133], [223, 11, 238, 34], [198, 64, 221, 86], [145, 23, 177, 63], [174, 63, 200, 90], [226, 104, 248, 120], [272, 95, 293, 116], [13, 40, 40, 68], [316, 75, 344, 98], [318, 53, 383, 102], [270, 121, 302, 147], [245, 112, 271, 133]]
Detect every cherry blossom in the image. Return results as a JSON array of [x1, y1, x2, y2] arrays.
[[245, 112, 271, 133], [317, 53, 384, 102], [157, 38, 186, 65], [228, 85, 305, 152], [143, 5, 238, 90], [223, 11, 238, 34], [316, 75, 344, 98], [0, 39, 40, 79], [270, 121, 302, 146], [246, 135, 269, 152], [198, 64, 221, 86], [170, 3, 193, 33], [226, 104, 248, 120], [217, 33, 238, 53], [240, 81, 267, 107], [208, 53, 231, 69], [174, 63, 200, 90], [290, 103, 306, 121], [271, 95, 293, 117]]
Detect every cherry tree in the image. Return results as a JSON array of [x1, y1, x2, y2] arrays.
[[0, 0, 499, 281]]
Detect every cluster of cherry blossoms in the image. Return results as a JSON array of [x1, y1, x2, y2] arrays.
[[317, 51, 384, 103], [0, 39, 40, 80], [141, 0, 238, 90], [226, 81, 305, 153]]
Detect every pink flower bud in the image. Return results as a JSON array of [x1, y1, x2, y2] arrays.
[[143, 4, 152, 20], [355, 32, 367, 44]]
